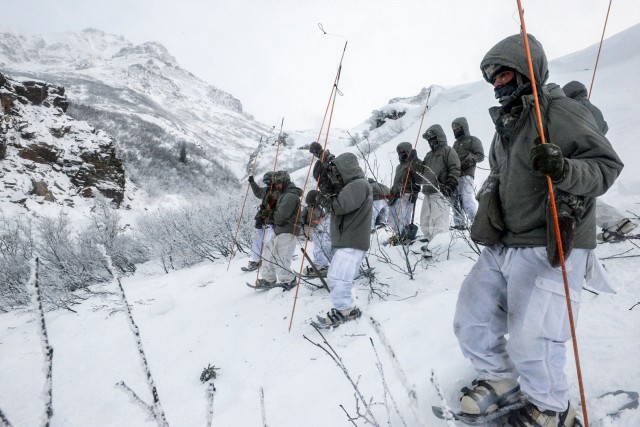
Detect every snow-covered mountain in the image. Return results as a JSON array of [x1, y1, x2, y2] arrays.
[[0, 28, 274, 195]]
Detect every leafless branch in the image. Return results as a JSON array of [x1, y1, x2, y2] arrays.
[[27, 257, 54, 426]]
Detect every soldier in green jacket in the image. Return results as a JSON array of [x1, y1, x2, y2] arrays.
[[451, 117, 484, 229], [256, 170, 302, 289], [453, 34, 623, 426], [243, 171, 278, 272], [419, 124, 460, 256], [562, 80, 636, 242], [309, 149, 372, 327]]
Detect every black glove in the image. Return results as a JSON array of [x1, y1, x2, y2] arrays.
[[441, 185, 455, 197], [409, 192, 418, 203], [460, 157, 476, 170], [248, 175, 255, 184], [408, 149, 418, 162], [316, 193, 334, 210], [530, 138, 565, 181], [387, 192, 399, 206], [309, 141, 324, 158]]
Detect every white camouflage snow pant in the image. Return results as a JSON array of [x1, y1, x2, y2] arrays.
[[419, 193, 449, 241], [371, 199, 389, 230], [327, 247, 366, 310], [453, 245, 590, 412], [260, 233, 297, 283], [250, 225, 275, 263], [452, 175, 478, 227], [596, 198, 627, 230], [311, 216, 333, 268], [388, 194, 414, 235]]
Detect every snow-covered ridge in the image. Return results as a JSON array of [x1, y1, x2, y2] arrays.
[[0, 28, 274, 189]]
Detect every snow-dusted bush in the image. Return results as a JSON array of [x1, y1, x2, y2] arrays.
[[135, 194, 255, 272], [0, 199, 144, 311], [0, 212, 34, 309], [81, 195, 147, 274]]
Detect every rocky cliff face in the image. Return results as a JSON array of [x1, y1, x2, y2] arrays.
[[0, 71, 125, 209]]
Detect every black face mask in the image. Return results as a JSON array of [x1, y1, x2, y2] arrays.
[[398, 152, 408, 162], [494, 80, 518, 103], [428, 139, 438, 150], [453, 127, 465, 138]]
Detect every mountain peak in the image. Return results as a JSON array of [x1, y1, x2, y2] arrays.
[[113, 41, 177, 66]]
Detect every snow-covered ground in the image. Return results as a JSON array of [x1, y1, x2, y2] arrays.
[[1, 25, 640, 427]]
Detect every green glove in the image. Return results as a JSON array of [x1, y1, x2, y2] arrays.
[[529, 138, 565, 181]]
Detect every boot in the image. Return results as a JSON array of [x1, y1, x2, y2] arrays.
[[255, 278, 276, 288], [317, 307, 362, 326], [507, 402, 558, 427], [303, 265, 328, 276], [558, 402, 577, 427], [421, 245, 432, 258], [242, 261, 260, 272], [277, 278, 298, 291], [460, 379, 521, 415], [316, 266, 328, 277]]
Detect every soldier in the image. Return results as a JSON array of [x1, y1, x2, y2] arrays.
[[300, 190, 332, 277], [387, 142, 421, 245], [454, 34, 623, 426], [309, 146, 372, 327], [243, 172, 278, 272], [255, 170, 303, 289], [451, 117, 484, 229], [562, 80, 636, 242], [418, 125, 460, 257]]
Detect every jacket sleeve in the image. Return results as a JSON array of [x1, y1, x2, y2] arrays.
[[251, 182, 266, 199], [470, 136, 485, 164], [549, 101, 623, 197], [331, 180, 369, 215], [445, 148, 461, 187], [273, 193, 299, 226], [409, 159, 425, 188]]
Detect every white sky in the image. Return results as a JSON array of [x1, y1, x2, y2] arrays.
[[2, 0, 639, 130]]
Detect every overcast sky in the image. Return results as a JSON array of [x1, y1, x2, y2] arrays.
[[2, 0, 638, 130]]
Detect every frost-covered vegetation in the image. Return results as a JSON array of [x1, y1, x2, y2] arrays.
[[68, 103, 239, 196], [0, 193, 255, 311]]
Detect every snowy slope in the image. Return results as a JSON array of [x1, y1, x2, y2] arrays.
[[1, 25, 640, 427]]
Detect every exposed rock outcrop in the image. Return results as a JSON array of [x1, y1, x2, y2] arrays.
[[0, 71, 126, 207]]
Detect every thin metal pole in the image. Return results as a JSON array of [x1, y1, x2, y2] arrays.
[[588, 0, 613, 99]]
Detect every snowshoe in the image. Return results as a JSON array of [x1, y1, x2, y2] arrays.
[[246, 278, 277, 290], [311, 307, 361, 329], [598, 218, 637, 243], [421, 245, 432, 259], [432, 398, 527, 425], [507, 401, 577, 427], [302, 265, 327, 277], [277, 278, 298, 291]]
